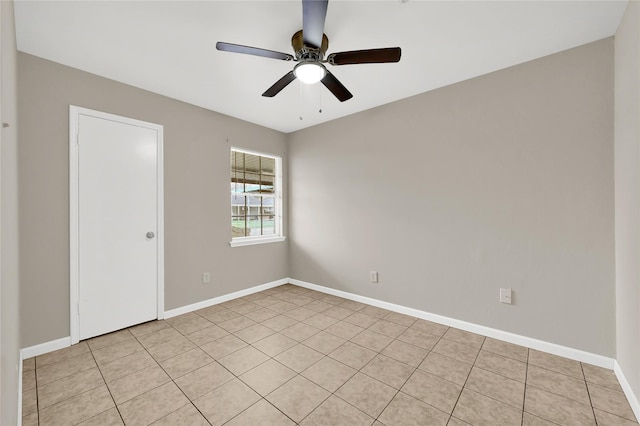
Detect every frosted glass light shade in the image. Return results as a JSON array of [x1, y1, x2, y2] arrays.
[[294, 62, 326, 84]]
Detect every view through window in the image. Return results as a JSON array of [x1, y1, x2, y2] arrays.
[[231, 149, 281, 240]]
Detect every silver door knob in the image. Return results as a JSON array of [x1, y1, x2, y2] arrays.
[[146, 232, 155, 239]]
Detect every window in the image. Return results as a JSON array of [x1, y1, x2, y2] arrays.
[[230, 148, 284, 247]]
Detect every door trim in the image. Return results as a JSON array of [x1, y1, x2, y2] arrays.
[[69, 105, 164, 345]]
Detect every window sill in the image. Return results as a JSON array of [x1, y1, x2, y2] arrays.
[[229, 236, 286, 248]]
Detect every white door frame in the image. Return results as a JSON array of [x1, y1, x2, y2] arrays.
[[69, 105, 164, 345]]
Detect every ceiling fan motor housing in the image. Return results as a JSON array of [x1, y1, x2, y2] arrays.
[[292, 30, 329, 63]]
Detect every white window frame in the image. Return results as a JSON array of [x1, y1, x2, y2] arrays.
[[229, 147, 285, 247]]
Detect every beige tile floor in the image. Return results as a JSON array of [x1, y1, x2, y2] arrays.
[[22, 284, 639, 426]]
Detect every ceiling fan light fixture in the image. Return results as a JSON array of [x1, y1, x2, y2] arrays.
[[294, 62, 326, 84]]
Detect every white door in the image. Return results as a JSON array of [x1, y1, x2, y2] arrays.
[[71, 107, 163, 342]]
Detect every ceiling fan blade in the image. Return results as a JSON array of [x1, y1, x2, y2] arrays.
[[321, 70, 353, 102], [216, 42, 294, 61], [262, 71, 297, 97], [302, 0, 328, 49], [327, 47, 402, 65]]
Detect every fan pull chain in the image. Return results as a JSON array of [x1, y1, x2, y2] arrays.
[[297, 80, 324, 121], [299, 80, 304, 120]]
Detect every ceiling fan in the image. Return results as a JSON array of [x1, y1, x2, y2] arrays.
[[216, 0, 401, 102]]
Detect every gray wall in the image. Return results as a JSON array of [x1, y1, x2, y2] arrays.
[[1, 0, 20, 423], [289, 39, 615, 356], [17, 34, 620, 363], [615, 0, 640, 402], [18, 53, 289, 348]]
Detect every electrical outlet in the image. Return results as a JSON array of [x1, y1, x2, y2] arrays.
[[202, 272, 211, 284], [370, 271, 379, 283], [500, 288, 512, 304]]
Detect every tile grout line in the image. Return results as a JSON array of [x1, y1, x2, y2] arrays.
[[454, 348, 536, 418], [581, 362, 600, 425], [521, 347, 529, 426], [225, 292, 476, 419], [294, 349, 387, 424], [521, 348, 577, 426], [147, 320, 215, 425], [436, 332, 468, 426], [524, 365, 609, 412], [582, 374, 639, 423], [162, 312, 307, 425], [228, 288, 520, 424], [446, 334, 485, 425], [33, 347, 108, 421], [232, 359, 300, 425], [84, 343, 125, 425], [100, 324, 193, 424], [257, 321, 392, 423], [34, 357, 39, 425], [275, 294, 469, 424], [248, 310, 356, 424], [138, 320, 231, 424], [235, 297, 406, 424], [373, 325, 452, 424], [224, 289, 333, 424], [372, 349, 434, 424]]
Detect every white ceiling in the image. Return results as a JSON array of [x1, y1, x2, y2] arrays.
[[14, 0, 628, 133]]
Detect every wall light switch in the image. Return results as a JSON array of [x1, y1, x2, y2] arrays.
[[500, 288, 512, 304], [370, 271, 378, 283], [203, 272, 211, 284]]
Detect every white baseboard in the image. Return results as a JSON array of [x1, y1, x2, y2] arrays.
[[614, 361, 640, 422], [164, 278, 289, 319], [18, 277, 618, 374], [18, 279, 289, 361], [20, 336, 71, 360], [289, 278, 615, 369]]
